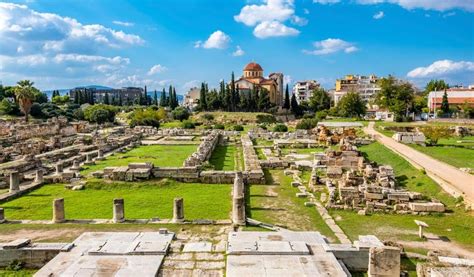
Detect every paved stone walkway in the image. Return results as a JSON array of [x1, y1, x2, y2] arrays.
[[365, 122, 474, 208]]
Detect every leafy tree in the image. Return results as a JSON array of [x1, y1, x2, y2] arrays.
[[422, 126, 451, 146], [233, 125, 244, 131], [441, 90, 450, 114], [258, 89, 271, 111], [376, 77, 414, 121], [172, 106, 190, 121], [425, 79, 449, 94], [30, 102, 43, 117], [336, 92, 366, 118], [256, 114, 276, 124], [34, 91, 48, 104], [84, 104, 117, 124], [283, 84, 290, 110], [207, 89, 221, 110], [14, 80, 36, 122], [309, 88, 330, 112], [104, 91, 110, 105], [52, 95, 70, 105], [0, 99, 16, 115], [182, 120, 195, 129]]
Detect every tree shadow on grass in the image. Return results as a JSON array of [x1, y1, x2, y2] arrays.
[[250, 194, 277, 198], [209, 145, 228, 170], [395, 175, 408, 188], [251, 207, 286, 212]]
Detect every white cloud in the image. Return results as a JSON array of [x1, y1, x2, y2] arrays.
[[443, 12, 456, 18], [232, 46, 245, 56], [303, 38, 358, 55], [407, 60, 474, 78], [253, 21, 300, 39], [196, 30, 231, 49], [182, 80, 201, 91], [53, 54, 129, 65], [147, 64, 167, 75], [373, 11, 384, 19], [355, 0, 474, 12], [112, 20, 134, 27], [303, 8, 310, 14], [0, 2, 144, 56], [234, 0, 295, 26], [291, 15, 308, 26], [283, 75, 293, 86], [313, 0, 340, 4], [235, 0, 304, 38]]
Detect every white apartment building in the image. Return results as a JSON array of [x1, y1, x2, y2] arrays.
[[334, 75, 381, 105], [292, 80, 320, 104]]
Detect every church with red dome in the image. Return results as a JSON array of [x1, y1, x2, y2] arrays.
[[235, 62, 284, 106]]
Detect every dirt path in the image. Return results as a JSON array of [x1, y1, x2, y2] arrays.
[[399, 232, 474, 259], [365, 122, 474, 208]]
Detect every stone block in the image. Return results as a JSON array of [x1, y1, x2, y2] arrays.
[[409, 202, 445, 213], [368, 246, 400, 277], [365, 192, 384, 200]]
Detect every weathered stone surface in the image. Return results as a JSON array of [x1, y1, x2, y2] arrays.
[[368, 246, 401, 277]]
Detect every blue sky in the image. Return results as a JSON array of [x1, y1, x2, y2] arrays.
[[0, 0, 473, 93]]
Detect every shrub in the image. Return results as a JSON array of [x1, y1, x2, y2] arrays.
[[129, 107, 165, 128], [256, 114, 276, 124], [172, 107, 190, 121], [315, 110, 328, 121], [84, 104, 117, 124], [30, 102, 43, 117], [273, 123, 288, 132], [182, 120, 195, 129], [296, 118, 318, 130], [203, 113, 214, 121], [233, 125, 244, 131], [213, 124, 225, 130]]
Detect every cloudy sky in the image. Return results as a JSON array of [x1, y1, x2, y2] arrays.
[[0, 0, 473, 93]]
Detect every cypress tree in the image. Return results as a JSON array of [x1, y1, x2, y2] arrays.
[[290, 93, 301, 116], [104, 91, 110, 105], [160, 88, 167, 107], [219, 80, 225, 110], [199, 82, 208, 110], [441, 90, 450, 114], [153, 90, 158, 106], [173, 87, 178, 108], [230, 72, 236, 111], [283, 84, 290, 109]]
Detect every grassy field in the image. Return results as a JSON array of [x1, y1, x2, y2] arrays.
[[80, 145, 196, 175], [209, 145, 236, 170], [0, 179, 231, 220], [247, 170, 337, 242], [330, 142, 474, 250], [0, 269, 36, 276], [411, 142, 474, 169]]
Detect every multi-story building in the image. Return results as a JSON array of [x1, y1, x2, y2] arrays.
[[235, 62, 284, 106], [334, 74, 380, 105], [292, 80, 320, 103], [427, 87, 474, 114], [183, 87, 200, 111], [69, 87, 144, 105]]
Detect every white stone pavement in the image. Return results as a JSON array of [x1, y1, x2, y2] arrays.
[[365, 122, 474, 208]]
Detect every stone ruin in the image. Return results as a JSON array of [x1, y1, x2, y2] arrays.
[[314, 142, 445, 215], [183, 131, 220, 167], [241, 134, 265, 184], [392, 132, 426, 145]]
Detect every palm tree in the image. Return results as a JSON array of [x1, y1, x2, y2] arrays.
[[14, 80, 35, 122]]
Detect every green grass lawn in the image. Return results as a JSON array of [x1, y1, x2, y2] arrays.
[[410, 143, 474, 169], [0, 269, 36, 276], [81, 145, 196, 175], [209, 145, 236, 170], [247, 170, 337, 242], [254, 147, 267, 160], [0, 179, 231, 220], [330, 142, 474, 250]]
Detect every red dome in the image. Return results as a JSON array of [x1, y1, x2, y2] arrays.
[[244, 62, 263, 71]]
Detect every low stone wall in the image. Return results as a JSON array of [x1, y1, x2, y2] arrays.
[[241, 135, 265, 184], [152, 166, 200, 182], [183, 131, 220, 167], [200, 170, 236, 184]]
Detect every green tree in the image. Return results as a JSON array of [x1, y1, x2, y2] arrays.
[[14, 80, 36, 122], [337, 92, 366, 118], [172, 106, 190, 121], [283, 84, 290, 110], [104, 91, 110, 105], [84, 104, 117, 124], [199, 82, 208, 111], [309, 88, 330, 112], [376, 77, 414, 121], [441, 90, 450, 114], [160, 89, 167, 107], [258, 89, 271, 111], [290, 93, 302, 116], [422, 126, 451, 146], [425, 79, 449, 94]]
